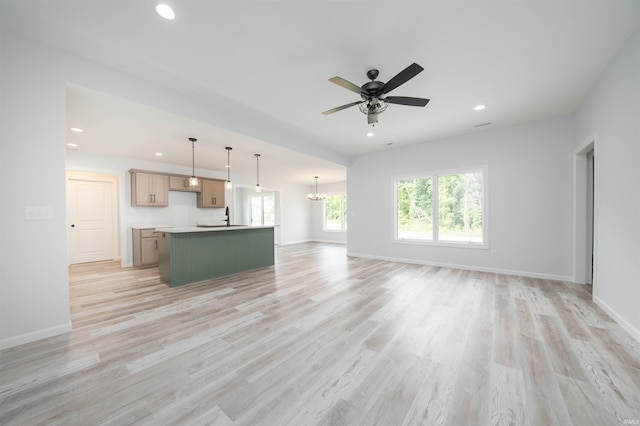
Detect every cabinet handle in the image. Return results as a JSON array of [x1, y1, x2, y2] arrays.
[[153, 194, 156, 203], [212, 197, 214, 205], [155, 240, 158, 249], [149, 194, 152, 203]]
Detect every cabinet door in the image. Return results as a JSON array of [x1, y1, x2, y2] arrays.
[[150, 174, 169, 206], [169, 175, 201, 192], [134, 173, 154, 206], [133, 228, 158, 266], [198, 179, 225, 208], [140, 237, 158, 264], [132, 172, 169, 207], [210, 180, 225, 207]]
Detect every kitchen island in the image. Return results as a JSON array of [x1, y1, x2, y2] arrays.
[[156, 225, 274, 287]]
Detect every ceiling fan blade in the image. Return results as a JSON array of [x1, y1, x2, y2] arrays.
[[379, 63, 424, 95], [368, 113, 379, 125], [384, 96, 430, 107], [322, 101, 363, 115], [329, 77, 364, 95]]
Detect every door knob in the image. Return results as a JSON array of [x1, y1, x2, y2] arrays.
[[71, 224, 75, 227]]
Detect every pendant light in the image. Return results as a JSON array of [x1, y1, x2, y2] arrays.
[[225, 147, 232, 189], [308, 176, 326, 201], [254, 153, 261, 192], [188, 137, 199, 187]]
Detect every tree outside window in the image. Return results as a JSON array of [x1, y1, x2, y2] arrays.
[[396, 169, 485, 244]]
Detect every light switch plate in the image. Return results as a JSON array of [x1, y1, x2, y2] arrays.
[[25, 206, 53, 220]]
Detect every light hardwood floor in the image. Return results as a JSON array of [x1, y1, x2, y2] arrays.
[[1, 242, 639, 425]]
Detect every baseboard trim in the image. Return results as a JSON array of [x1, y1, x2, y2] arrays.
[[311, 239, 347, 245], [346, 251, 573, 282], [593, 296, 640, 344], [0, 322, 72, 351], [279, 239, 312, 246]]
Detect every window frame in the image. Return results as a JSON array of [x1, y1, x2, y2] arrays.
[[250, 193, 275, 226], [323, 192, 347, 232], [393, 165, 488, 249]]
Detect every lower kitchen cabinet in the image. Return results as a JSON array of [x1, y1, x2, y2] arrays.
[[132, 228, 158, 266]]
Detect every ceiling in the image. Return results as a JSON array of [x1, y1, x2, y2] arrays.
[[2, 1, 639, 184]]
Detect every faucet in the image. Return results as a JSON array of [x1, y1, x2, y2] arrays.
[[224, 206, 230, 226]]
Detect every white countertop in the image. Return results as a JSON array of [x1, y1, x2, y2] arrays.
[[131, 224, 172, 230], [156, 225, 274, 234]]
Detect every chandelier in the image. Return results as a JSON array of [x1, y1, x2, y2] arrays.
[[307, 176, 326, 201]]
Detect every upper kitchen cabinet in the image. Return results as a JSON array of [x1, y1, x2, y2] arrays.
[[130, 170, 169, 207], [198, 178, 225, 208], [169, 175, 202, 192]]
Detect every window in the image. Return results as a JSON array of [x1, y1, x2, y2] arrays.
[[251, 194, 275, 226], [324, 193, 347, 231], [395, 168, 486, 245]]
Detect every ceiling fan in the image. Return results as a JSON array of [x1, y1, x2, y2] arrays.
[[322, 62, 430, 125]]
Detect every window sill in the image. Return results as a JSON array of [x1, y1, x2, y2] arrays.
[[393, 238, 487, 250]]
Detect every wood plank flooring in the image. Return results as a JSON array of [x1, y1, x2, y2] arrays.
[[1, 242, 639, 425]]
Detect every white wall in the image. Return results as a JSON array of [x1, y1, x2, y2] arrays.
[[574, 28, 640, 340], [310, 181, 347, 244], [0, 30, 311, 349], [1, 31, 72, 349], [347, 116, 576, 280]]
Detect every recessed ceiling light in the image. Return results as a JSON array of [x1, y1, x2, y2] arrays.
[[66, 143, 78, 147], [70, 127, 84, 133], [474, 104, 486, 111], [366, 132, 374, 137], [155, 4, 175, 20], [154, 152, 163, 156]]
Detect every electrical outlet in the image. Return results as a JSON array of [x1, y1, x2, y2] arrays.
[[491, 250, 497, 257]]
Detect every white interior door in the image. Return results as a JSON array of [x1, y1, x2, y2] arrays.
[[67, 176, 115, 264]]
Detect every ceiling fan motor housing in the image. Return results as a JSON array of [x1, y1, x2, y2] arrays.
[[361, 80, 385, 97]]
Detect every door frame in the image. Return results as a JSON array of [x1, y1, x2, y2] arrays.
[[66, 169, 124, 265], [233, 184, 282, 245], [572, 136, 597, 285]]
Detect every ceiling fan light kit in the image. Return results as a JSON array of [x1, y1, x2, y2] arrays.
[[322, 62, 430, 125]]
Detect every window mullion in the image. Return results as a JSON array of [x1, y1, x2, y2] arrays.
[[341, 194, 345, 230], [432, 175, 439, 241]]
